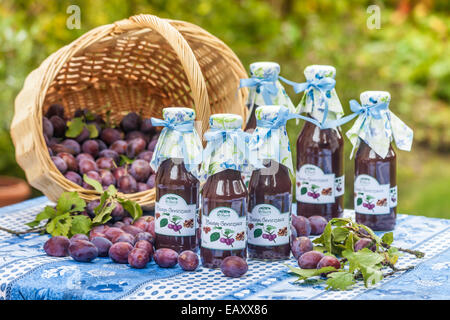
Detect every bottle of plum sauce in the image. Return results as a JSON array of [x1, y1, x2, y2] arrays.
[[296, 65, 345, 220], [241, 62, 295, 186], [200, 114, 249, 268], [150, 107, 203, 253], [248, 105, 293, 260], [347, 91, 413, 231]]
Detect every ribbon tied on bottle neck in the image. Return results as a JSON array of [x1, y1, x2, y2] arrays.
[[281, 76, 336, 126], [239, 75, 279, 106], [150, 117, 200, 173], [322, 99, 388, 129], [202, 128, 251, 175]]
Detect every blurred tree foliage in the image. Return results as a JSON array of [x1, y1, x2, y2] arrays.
[[0, 0, 448, 216]]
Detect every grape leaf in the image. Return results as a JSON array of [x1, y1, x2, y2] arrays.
[[65, 117, 85, 138], [325, 271, 356, 290], [70, 215, 92, 236]]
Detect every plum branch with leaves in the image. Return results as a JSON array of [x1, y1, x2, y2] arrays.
[[0, 175, 142, 237], [287, 218, 425, 291]]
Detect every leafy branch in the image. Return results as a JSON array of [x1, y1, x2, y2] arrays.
[[0, 175, 143, 238], [288, 218, 425, 290]]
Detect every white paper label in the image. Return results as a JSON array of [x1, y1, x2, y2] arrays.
[[354, 175, 392, 215], [201, 207, 247, 250], [248, 204, 290, 247], [155, 194, 197, 236], [296, 164, 335, 204]]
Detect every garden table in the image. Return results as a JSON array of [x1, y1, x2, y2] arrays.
[[0, 196, 449, 300]]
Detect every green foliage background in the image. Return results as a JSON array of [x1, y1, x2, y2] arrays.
[[0, 0, 449, 218]]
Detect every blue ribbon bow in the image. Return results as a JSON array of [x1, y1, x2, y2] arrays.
[[280, 76, 336, 126], [322, 99, 389, 129], [150, 118, 199, 173], [239, 76, 279, 105], [203, 128, 251, 173]]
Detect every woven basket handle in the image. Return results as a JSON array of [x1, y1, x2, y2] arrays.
[[114, 14, 211, 136]]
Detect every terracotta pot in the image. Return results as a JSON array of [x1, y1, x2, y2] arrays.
[[0, 176, 31, 207]]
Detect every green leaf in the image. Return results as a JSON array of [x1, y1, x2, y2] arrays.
[[381, 232, 394, 246], [172, 215, 182, 222], [313, 221, 332, 252], [286, 264, 337, 280], [70, 215, 92, 236], [210, 232, 220, 242], [342, 248, 384, 273], [360, 265, 383, 287], [46, 212, 72, 237], [65, 117, 84, 138], [107, 184, 117, 197], [92, 201, 115, 225], [224, 229, 234, 236], [120, 155, 134, 166], [325, 271, 356, 290], [356, 198, 363, 206], [83, 174, 103, 193], [254, 228, 263, 238], [119, 199, 143, 221], [160, 218, 168, 228], [26, 206, 56, 227], [344, 232, 355, 251], [86, 123, 99, 138], [331, 227, 349, 243], [300, 187, 307, 195], [56, 191, 86, 213]]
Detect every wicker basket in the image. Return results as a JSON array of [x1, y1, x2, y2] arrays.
[[11, 14, 248, 207]]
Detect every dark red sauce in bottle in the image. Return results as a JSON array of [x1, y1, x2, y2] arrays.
[[248, 160, 291, 260], [354, 140, 397, 231], [155, 158, 199, 253]]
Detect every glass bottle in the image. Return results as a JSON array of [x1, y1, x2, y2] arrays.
[[150, 107, 203, 253], [295, 65, 345, 220], [247, 105, 293, 260], [200, 114, 249, 268]]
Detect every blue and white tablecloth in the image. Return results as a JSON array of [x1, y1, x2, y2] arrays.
[[0, 197, 449, 300]]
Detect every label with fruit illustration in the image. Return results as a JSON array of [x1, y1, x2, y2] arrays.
[[296, 164, 335, 204], [354, 175, 391, 215], [248, 204, 290, 247], [201, 207, 247, 251], [155, 194, 197, 237], [390, 186, 398, 208], [334, 175, 345, 197]]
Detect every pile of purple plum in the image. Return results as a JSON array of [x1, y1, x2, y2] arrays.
[[43, 215, 200, 271], [43, 104, 160, 193], [290, 214, 376, 270]]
